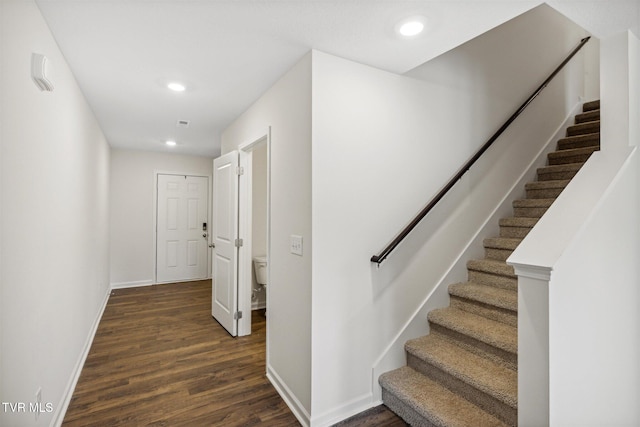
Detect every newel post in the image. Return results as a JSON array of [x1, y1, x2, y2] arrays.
[[510, 263, 552, 427]]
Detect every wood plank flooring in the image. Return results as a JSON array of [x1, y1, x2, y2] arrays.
[[63, 280, 296, 426], [63, 280, 406, 426], [333, 405, 407, 427]]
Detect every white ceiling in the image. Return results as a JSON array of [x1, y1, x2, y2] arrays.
[[35, 0, 639, 158]]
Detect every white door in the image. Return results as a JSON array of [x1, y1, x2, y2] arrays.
[[157, 174, 209, 283], [212, 151, 239, 336]]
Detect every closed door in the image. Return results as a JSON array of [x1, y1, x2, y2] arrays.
[[212, 151, 239, 336], [157, 174, 209, 283]]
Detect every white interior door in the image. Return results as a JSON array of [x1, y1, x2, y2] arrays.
[[212, 151, 239, 336], [156, 174, 209, 283]]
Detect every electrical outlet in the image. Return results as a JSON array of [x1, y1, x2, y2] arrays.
[[35, 387, 42, 421], [290, 235, 303, 256]]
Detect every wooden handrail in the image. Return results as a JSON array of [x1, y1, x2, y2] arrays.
[[371, 36, 591, 265]]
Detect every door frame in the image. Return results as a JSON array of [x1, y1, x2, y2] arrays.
[[153, 170, 213, 284], [237, 128, 271, 337]]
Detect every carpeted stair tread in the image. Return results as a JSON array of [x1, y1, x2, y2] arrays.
[[405, 334, 517, 409], [548, 146, 599, 160], [482, 237, 522, 261], [499, 217, 538, 238], [428, 308, 517, 355], [483, 237, 522, 251], [557, 132, 600, 150], [537, 162, 584, 181], [525, 179, 570, 190], [467, 259, 515, 278], [380, 366, 510, 427], [467, 258, 517, 291], [512, 198, 554, 218], [499, 217, 538, 227], [512, 198, 554, 208], [566, 120, 600, 136], [499, 216, 540, 238], [583, 99, 600, 111], [449, 283, 517, 312], [524, 179, 569, 198], [574, 109, 600, 124], [547, 147, 598, 166]]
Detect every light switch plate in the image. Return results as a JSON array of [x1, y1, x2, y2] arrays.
[[290, 235, 303, 256]]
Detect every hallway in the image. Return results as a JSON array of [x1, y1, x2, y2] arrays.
[[63, 281, 297, 426]]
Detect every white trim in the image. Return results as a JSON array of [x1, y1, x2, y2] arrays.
[[110, 279, 155, 289], [153, 170, 213, 284], [310, 392, 374, 427], [237, 131, 270, 337], [51, 287, 110, 427], [237, 149, 254, 336], [510, 263, 553, 281], [267, 366, 311, 427]]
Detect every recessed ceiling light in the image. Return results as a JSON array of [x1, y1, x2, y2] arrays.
[[165, 140, 177, 146], [167, 82, 186, 92], [395, 16, 427, 38], [400, 21, 424, 36]]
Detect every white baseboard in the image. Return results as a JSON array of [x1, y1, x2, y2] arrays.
[[51, 287, 110, 427], [110, 279, 154, 289], [310, 392, 374, 427], [267, 366, 311, 427], [251, 301, 266, 310]]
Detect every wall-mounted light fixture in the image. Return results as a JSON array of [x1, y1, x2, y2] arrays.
[[31, 53, 54, 92]]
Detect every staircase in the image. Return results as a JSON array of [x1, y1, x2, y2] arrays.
[[379, 100, 601, 427]]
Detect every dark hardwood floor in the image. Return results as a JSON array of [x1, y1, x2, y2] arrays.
[[63, 280, 405, 426]]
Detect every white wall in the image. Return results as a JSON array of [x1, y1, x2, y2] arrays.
[[0, 1, 110, 426], [310, 5, 588, 424], [549, 149, 639, 425], [221, 53, 312, 424], [109, 148, 212, 287]]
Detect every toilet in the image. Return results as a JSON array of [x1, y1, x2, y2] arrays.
[[253, 256, 267, 286]]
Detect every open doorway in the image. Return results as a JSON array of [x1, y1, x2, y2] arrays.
[[237, 133, 270, 336]]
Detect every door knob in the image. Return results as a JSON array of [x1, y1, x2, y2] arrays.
[[202, 233, 208, 238], [208, 243, 215, 248]]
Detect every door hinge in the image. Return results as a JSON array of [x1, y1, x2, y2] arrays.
[[236, 166, 244, 176], [234, 311, 243, 320], [235, 238, 243, 248]]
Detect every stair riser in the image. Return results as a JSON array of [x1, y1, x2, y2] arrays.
[[450, 297, 517, 327], [381, 389, 439, 427], [583, 100, 600, 111], [467, 271, 517, 291], [430, 327, 517, 371], [526, 187, 564, 199], [407, 353, 517, 425], [484, 248, 513, 261], [557, 136, 599, 150], [574, 111, 600, 124], [548, 152, 594, 166], [500, 226, 532, 239], [513, 206, 548, 218], [537, 169, 579, 181], [567, 122, 599, 136]]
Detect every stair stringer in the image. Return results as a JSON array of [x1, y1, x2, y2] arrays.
[[370, 100, 584, 402]]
